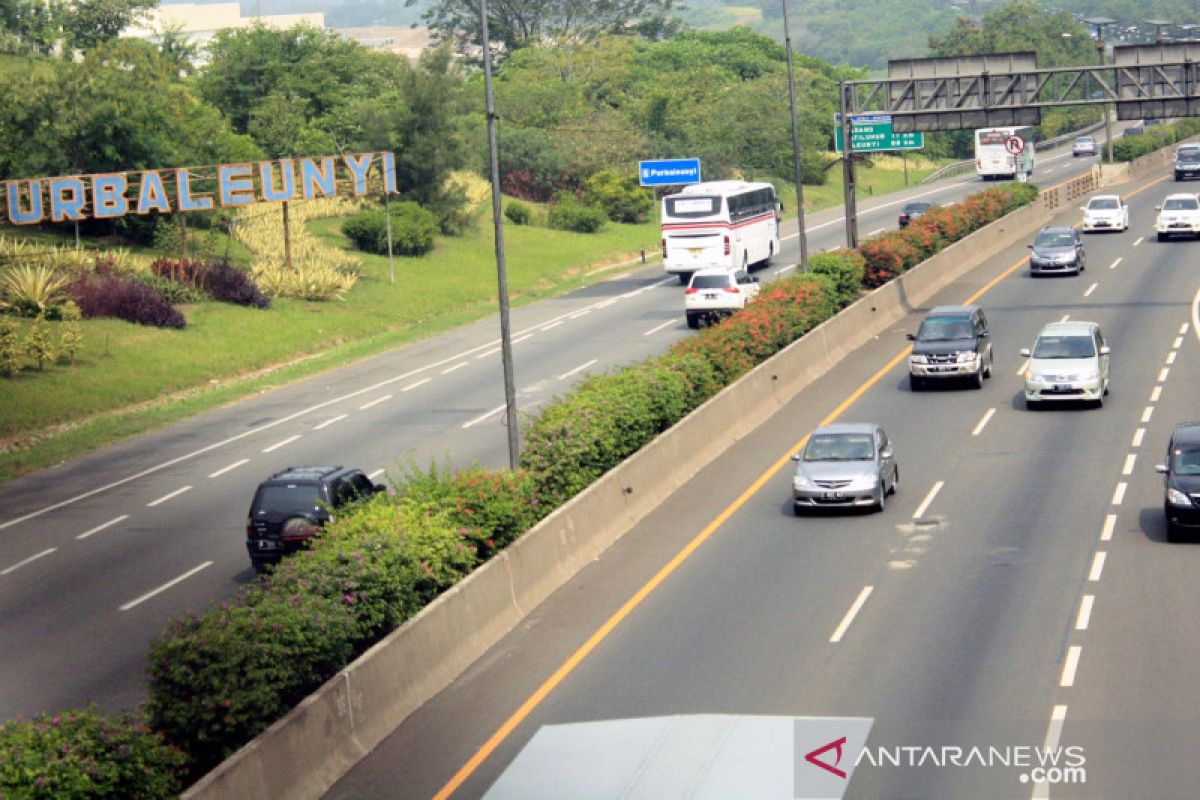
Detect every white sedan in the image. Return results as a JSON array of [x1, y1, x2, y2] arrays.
[[1156, 193, 1200, 241], [1081, 195, 1129, 232]]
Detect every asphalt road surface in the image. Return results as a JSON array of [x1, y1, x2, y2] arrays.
[[0, 141, 1105, 723], [326, 164, 1200, 799]]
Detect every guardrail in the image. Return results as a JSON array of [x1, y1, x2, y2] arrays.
[[918, 121, 1107, 185]]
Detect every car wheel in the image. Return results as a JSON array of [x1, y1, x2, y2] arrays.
[[971, 368, 984, 390], [1026, 398, 1041, 411], [793, 503, 805, 517], [678, 273, 690, 285], [1158, 232, 1168, 242], [1176, 172, 1183, 181], [909, 375, 923, 392], [1166, 520, 1179, 543], [983, 351, 994, 378], [889, 465, 899, 495], [252, 559, 272, 575], [686, 314, 699, 330], [874, 482, 887, 513], [1094, 391, 1104, 409]]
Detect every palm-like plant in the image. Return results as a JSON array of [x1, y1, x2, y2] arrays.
[[0, 265, 69, 317]]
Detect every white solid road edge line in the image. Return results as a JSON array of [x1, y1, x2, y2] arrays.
[[830, 586, 874, 643], [558, 359, 598, 381], [462, 403, 507, 430], [972, 408, 997, 436], [208, 458, 249, 479], [1088, 551, 1107, 582], [1, 547, 57, 576], [1060, 645, 1082, 687], [1075, 595, 1095, 631], [77, 514, 130, 541], [146, 486, 192, 507], [262, 434, 301, 454], [913, 481, 945, 519], [119, 561, 213, 611]]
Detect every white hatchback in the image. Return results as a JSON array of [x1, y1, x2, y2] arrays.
[[1156, 193, 1200, 240], [685, 268, 760, 328], [1081, 194, 1129, 232]]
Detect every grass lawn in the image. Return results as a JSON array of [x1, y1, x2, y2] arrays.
[[0, 157, 946, 482]]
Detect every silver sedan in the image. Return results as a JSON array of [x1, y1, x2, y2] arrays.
[[791, 423, 898, 514]]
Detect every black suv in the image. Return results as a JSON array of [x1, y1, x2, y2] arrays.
[[245, 466, 384, 571], [1156, 423, 1200, 542], [906, 304, 993, 390]]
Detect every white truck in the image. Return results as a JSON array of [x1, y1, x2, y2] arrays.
[[975, 126, 1035, 181]]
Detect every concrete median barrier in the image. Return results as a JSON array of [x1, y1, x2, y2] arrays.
[[183, 182, 1108, 800]]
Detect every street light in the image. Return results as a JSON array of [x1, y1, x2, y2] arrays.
[[780, 0, 809, 270], [1084, 17, 1116, 166], [479, 0, 520, 468]]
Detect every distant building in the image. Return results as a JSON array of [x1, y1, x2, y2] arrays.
[[335, 26, 433, 60], [125, 3, 325, 53]]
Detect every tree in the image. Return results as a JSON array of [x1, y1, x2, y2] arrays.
[[0, 0, 62, 55], [24, 312, 53, 371], [929, 1, 1094, 68], [411, 0, 681, 55], [58, 300, 83, 364], [59, 0, 158, 52], [0, 316, 21, 377]]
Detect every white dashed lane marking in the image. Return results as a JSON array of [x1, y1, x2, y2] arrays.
[[830, 586, 874, 643], [402, 378, 432, 392], [359, 395, 392, 410], [76, 514, 129, 541], [1088, 551, 1107, 581], [1101, 514, 1116, 541], [1060, 645, 1082, 687], [558, 359, 598, 381], [119, 561, 213, 611], [313, 414, 348, 430], [1075, 595, 1095, 630], [208, 459, 249, 478], [262, 435, 300, 454], [147, 486, 192, 507], [1, 548, 56, 575]]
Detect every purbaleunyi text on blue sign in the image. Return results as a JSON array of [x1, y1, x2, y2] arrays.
[[4, 152, 397, 226], [639, 158, 702, 187]]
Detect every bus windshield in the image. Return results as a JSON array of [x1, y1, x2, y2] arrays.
[[664, 196, 721, 219]]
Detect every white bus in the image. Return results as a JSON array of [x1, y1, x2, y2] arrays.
[[975, 126, 1036, 180], [661, 180, 781, 283]]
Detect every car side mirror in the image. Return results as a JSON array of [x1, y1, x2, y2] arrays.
[[1079, 206, 1087, 211], [1155, 206, 1162, 211], [880, 447, 893, 459], [1155, 464, 1168, 474], [979, 330, 989, 338], [906, 333, 916, 341], [1099, 345, 1111, 355], [791, 453, 801, 462], [1020, 348, 1032, 357]]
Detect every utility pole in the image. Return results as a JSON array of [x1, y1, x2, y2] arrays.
[[1084, 17, 1117, 167], [839, 83, 859, 250], [781, 0, 809, 269], [481, 0, 520, 468]]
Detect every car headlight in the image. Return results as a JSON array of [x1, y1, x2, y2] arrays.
[[1167, 487, 1192, 505], [910, 354, 928, 364], [793, 476, 814, 489], [956, 351, 979, 364], [849, 475, 878, 490]]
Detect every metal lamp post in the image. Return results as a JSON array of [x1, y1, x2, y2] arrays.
[[780, 0, 809, 269], [480, 0, 520, 468], [1084, 17, 1117, 166]]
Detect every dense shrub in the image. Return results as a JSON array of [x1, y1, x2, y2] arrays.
[[399, 465, 544, 559], [147, 498, 474, 779], [547, 196, 607, 233], [808, 249, 866, 307], [583, 170, 653, 223], [0, 707, 186, 798], [202, 262, 270, 309], [67, 273, 185, 328], [342, 202, 439, 257], [504, 201, 532, 225]]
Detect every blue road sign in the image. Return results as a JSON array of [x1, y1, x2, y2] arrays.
[[639, 158, 702, 187]]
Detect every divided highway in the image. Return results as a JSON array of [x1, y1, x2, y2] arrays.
[[0, 141, 1103, 722], [328, 166, 1200, 798]]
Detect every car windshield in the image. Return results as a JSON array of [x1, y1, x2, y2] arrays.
[[1178, 150, 1200, 163], [254, 484, 323, 515], [1088, 198, 1120, 210], [917, 316, 973, 341], [691, 274, 729, 289], [1032, 335, 1096, 359], [1076, 137, 1095, 144], [1163, 197, 1199, 211], [1171, 447, 1200, 476], [1035, 231, 1075, 247], [904, 203, 931, 213], [804, 433, 875, 462]]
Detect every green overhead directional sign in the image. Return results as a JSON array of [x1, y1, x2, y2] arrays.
[[834, 115, 924, 153]]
